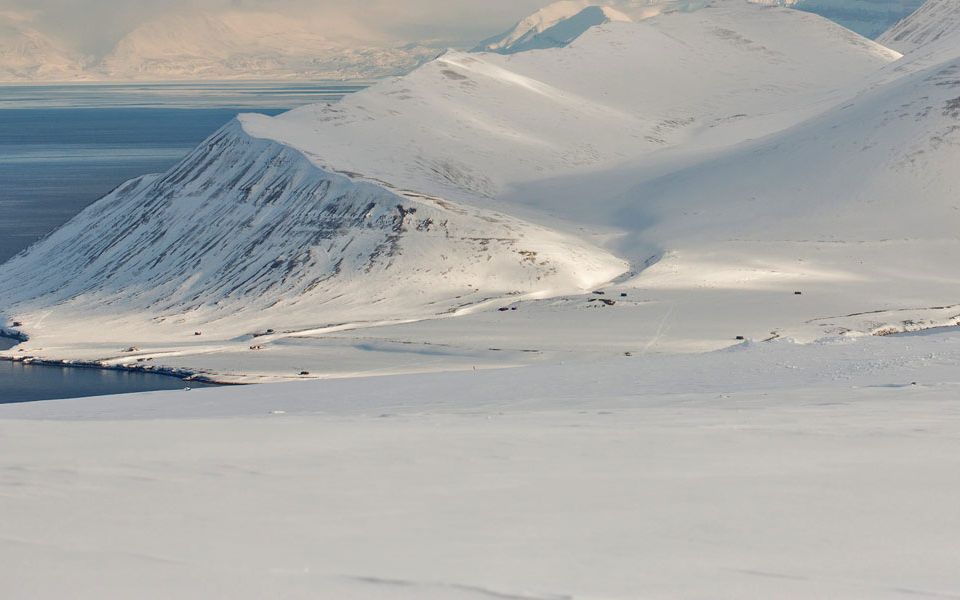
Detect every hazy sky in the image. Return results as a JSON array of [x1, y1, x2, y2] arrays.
[[1, 0, 550, 53]]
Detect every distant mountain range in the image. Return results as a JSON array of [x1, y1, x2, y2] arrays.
[[99, 11, 442, 81], [0, 9, 442, 82], [0, 11, 89, 81], [0, 0, 932, 82]]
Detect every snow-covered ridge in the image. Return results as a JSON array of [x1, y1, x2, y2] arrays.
[[474, 1, 632, 54], [608, 50, 960, 284], [251, 3, 897, 213], [475, 0, 840, 58], [474, 0, 807, 56]]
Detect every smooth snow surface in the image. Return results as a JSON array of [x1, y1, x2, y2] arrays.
[[2, 331, 960, 598]]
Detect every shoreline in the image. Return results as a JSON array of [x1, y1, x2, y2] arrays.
[[0, 354, 230, 386], [0, 353, 243, 388], [3, 309, 956, 390]]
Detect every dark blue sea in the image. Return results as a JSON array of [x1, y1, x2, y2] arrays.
[[0, 337, 216, 403], [0, 83, 361, 402]]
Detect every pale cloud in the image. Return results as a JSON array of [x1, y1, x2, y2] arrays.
[[0, 0, 551, 54]]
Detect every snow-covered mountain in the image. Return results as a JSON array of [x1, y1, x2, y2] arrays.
[[473, 0, 916, 57], [878, 0, 960, 53], [472, 0, 783, 55], [0, 116, 624, 349], [0, 11, 89, 81], [603, 39, 960, 335], [474, 1, 632, 54], [254, 3, 895, 210], [98, 11, 439, 81], [5, 0, 958, 382]]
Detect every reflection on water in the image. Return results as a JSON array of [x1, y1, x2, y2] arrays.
[[0, 335, 215, 404], [0, 360, 214, 404]]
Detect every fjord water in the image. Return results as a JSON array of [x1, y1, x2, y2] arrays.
[[0, 83, 360, 401], [0, 107, 291, 263], [0, 336, 216, 403]]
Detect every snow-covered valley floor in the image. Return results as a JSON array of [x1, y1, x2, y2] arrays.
[[2, 329, 960, 599]]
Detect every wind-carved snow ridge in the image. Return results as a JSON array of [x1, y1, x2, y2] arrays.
[[474, 2, 633, 54], [0, 119, 626, 348], [473, 0, 817, 56]]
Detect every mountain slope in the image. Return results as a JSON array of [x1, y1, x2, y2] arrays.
[[0, 119, 624, 352], [615, 45, 960, 243], [475, 2, 632, 54], [472, 0, 919, 57], [583, 29, 960, 339], [878, 0, 960, 53], [252, 1, 897, 212]]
